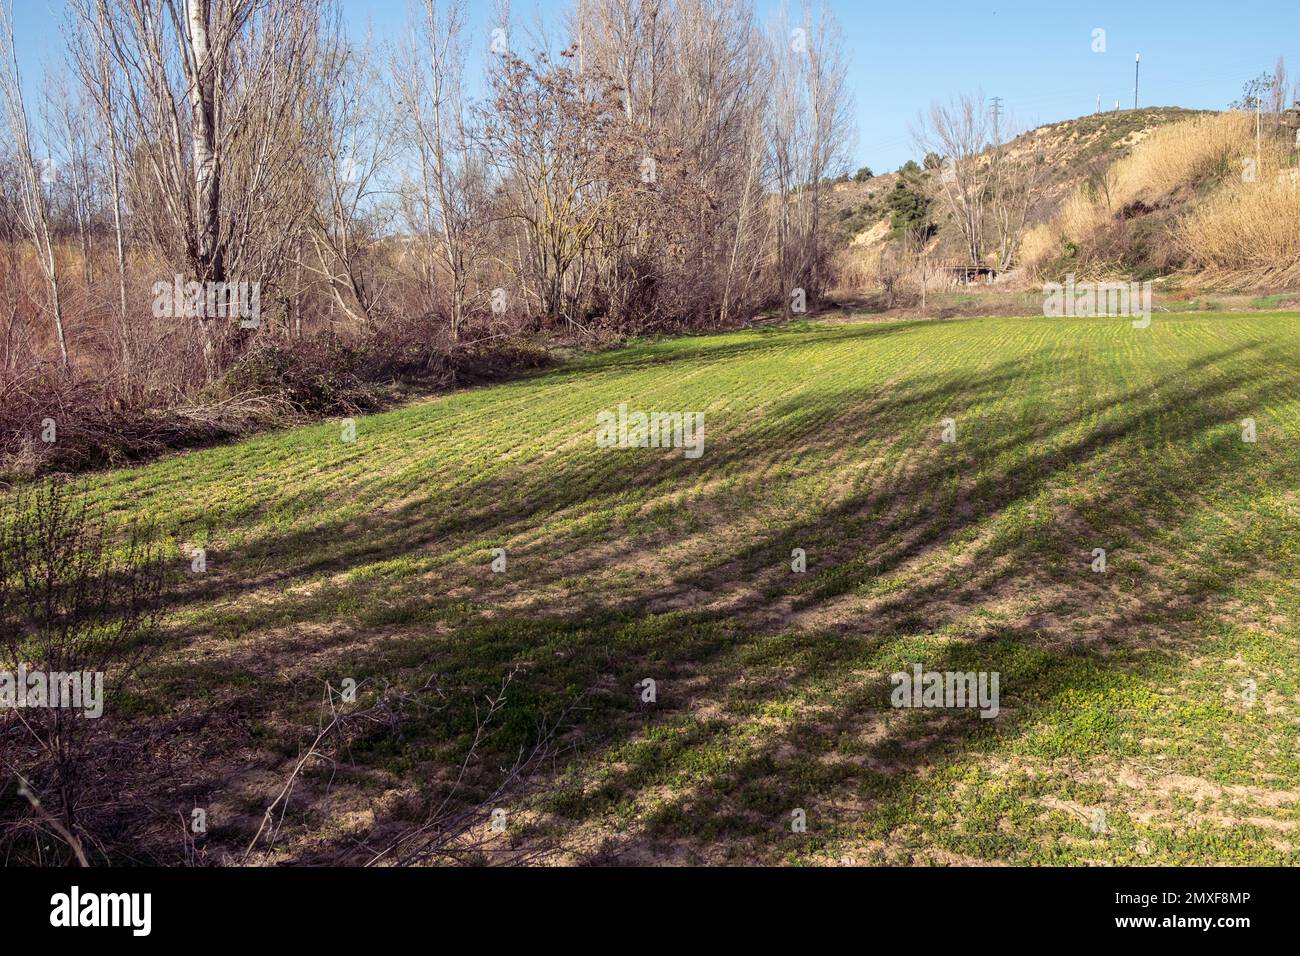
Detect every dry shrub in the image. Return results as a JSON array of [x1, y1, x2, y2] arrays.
[[358, 312, 455, 383], [828, 245, 877, 299], [0, 305, 558, 479], [0, 479, 166, 865], [445, 336, 552, 383], [217, 336, 384, 415], [0, 365, 296, 478]]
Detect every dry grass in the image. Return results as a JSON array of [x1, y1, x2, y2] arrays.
[[1021, 112, 1261, 276], [1016, 222, 1061, 271], [1111, 111, 1253, 202], [1179, 156, 1300, 286]]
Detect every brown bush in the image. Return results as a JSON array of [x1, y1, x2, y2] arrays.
[[0, 478, 166, 865]]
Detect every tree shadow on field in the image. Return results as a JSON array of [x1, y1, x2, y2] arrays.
[[578, 345, 1292, 861], [149, 324, 1016, 620], [120, 325, 1300, 864]]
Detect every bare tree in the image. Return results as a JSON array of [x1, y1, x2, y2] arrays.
[[907, 221, 932, 310], [88, 0, 324, 376], [304, 22, 396, 327], [985, 111, 1043, 272], [672, 0, 773, 325], [480, 43, 614, 326], [0, 1, 69, 370], [915, 92, 993, 269], [392, 0, 492, 341], [768, 0, 851, 316], [69, 0, 135, 376], [44, 73, 96, 289]]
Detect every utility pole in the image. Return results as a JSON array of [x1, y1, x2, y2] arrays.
[[1257, 98, 1263, 176], [990, 94, 1005, 168], [1134, 53, 1141, 109]]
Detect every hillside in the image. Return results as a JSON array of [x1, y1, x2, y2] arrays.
[[1023, 109, 1300, 288], [821, 106, 1279, 293], [829, 107, 1204, 255], [60, 311, 1300, 866]]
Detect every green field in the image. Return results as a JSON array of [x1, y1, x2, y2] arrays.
[[82, 312, 1300, 864]]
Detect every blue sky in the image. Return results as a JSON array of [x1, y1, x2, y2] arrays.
[[13, 0, 1299, 173]]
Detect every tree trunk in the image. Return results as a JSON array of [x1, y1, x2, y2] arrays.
[[186, 0, 224, 285]]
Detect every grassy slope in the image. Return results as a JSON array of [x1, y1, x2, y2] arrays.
[[829, 106, 1200, 251], [87, 312, 1300, 864]]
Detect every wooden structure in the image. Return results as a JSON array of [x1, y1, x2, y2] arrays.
[[948, 266, 1000, 286]]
